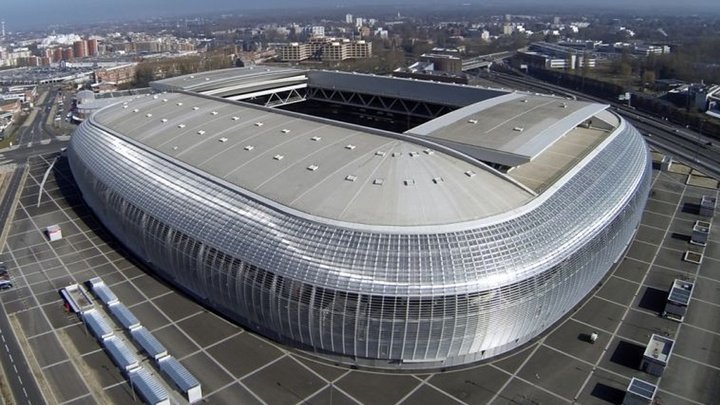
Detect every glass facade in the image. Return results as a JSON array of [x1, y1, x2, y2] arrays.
[[68, 115, 651, 369]]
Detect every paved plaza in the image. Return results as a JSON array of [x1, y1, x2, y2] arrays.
[[0, 152, 717, 404]]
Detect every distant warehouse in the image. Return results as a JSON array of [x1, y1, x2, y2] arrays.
[[68, 67, 651, 369]]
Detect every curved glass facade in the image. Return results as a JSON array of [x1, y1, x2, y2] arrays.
[[68, 115, 651, 368]]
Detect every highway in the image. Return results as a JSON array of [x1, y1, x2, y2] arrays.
[[480, 68, 720, 177], [0, 88, 70, 166]]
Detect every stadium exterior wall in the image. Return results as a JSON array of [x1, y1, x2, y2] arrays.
[[67, 115, 651, 369]]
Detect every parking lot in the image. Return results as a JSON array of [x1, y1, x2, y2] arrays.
[[0, 152, 717, 404]]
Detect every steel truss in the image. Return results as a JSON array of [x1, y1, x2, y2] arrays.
[[307, 87, 455, 119]]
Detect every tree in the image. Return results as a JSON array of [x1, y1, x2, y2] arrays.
[[642, 70, 656, 87]]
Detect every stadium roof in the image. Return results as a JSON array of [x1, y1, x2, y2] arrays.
[[151, 67, 307, 96], [96, 69, 619, 227], [407, 93, 608, 167], [93, 92, 534, 226]]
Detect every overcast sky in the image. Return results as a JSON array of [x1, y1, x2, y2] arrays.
[[4, 0, 719, 30]]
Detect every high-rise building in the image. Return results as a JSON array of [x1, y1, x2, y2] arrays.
[[311, 26, 325, 38], [61, 47, 74, 61], [73, 40, 88, 59], [345, 14, 353, 24], [53, 48, 63, 62], [87, 39, 99, 56]]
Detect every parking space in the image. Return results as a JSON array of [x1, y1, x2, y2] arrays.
[[0, 152, 717, 404]]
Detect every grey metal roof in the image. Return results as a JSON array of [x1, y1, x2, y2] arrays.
[[82, 309, 114, 340], [158, 356, 200, 392], [129, 367, 170, 405], [151, 66, 306, 95], [92, 92, 533, 226], [108, 302, 141, 330], [104, 336, 140, 371], [627, 378, 657, 400], [90, 282, 119, 306], [668, 279, 693, 305], [130, 327, 168, 359], [407, 93, 608, 167]]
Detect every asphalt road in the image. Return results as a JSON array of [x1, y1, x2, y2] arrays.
[[0, 87, 68, 405], [0, 166, 44, 405]]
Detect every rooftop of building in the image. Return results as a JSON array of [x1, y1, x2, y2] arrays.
[[92, 92, 534, 227], [151, 66, 306, 95], [99, 68, 621, 227]]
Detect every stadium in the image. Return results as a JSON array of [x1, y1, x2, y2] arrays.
[[67, 67, 651, 369]]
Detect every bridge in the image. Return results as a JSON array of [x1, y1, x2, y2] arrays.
[[462, 51, 515, 71]]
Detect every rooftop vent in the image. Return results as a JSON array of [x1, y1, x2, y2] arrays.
[[152, 95, 158, 99], [465, 170, 477, 178], [423, 149, 435, 155], [178, 124, 186, 129], [373, 178, 384, 186], [392, 152, 402, 157], [218, 137, 228, 143], [432, 177, 444, 184], [560, 103, 567, 108], [307, 164, 319, 171], [345, 144, 356, 150], [345, 175, 358, 182], [513, 127, 524, 132], [281, 129, 291, 134], [468, 119, 478, 124], [189, 75, 195, 79], [211, 111, 218, 115], [192, 106, 199, 110], [177, 102, 183, 106], [273, 154, 284, 161], [244, 145, 254, 151], [310, 136, 322, 141], [132, 108, 139, 113], [232, 116, 240, 121], [146, 113, 152, 117], [122, 105, 128, 109], [521, 99, 528, 103], [404, 179, 415, 186], [375, 151, 386, 157], [172, 146, 178, 150], [161, 118, 168, 123], [197, 130, 206, 135], [162, 98, 168, 102], [255, 122, 264, 127], [205, 77, 210, 81]]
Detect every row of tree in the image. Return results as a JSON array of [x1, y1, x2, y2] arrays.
[[123, 53, 234, 89]]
